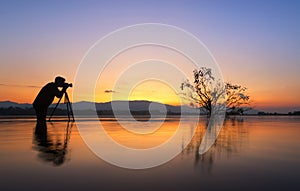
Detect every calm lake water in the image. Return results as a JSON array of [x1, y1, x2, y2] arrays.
[[1, 116, 300, 191]]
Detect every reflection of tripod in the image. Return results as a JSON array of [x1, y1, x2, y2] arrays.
[[48, 92, 75, 122]]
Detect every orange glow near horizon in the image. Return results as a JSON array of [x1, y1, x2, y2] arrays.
[[128, 80, 181, 105], [1, 77, 300, 113], [1, 77, 299, 113], [0, 86, 40, 104]]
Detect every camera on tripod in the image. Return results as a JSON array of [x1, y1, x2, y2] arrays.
[[49, 83, 74, 122], [63, 83, 73, 88]]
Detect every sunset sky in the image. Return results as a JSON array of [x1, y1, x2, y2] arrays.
[[1, 0, 299, 113]]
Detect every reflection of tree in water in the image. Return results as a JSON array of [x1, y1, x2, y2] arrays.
[[183, 117, 248, 173], [32, 121, 73, 166]]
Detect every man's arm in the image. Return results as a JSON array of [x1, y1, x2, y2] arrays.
[[55, 86, 68, 98]]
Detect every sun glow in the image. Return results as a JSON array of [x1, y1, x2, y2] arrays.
[[128, 80, 181, 105]]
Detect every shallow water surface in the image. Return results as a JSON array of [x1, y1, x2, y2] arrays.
[[0, 116, 300, 191]]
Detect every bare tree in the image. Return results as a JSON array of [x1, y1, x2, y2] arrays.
[[181, 67, 250, 115], [225, 82, 250, 114]]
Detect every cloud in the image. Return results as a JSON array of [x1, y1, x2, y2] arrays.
[[0, 83, 40, 88], [104, 90, 116, 93]]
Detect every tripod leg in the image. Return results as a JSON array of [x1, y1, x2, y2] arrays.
[[68, 100, 75, 122], [66, 99, 70, 121], [69, 102, 75, 122], [48, 95, 63, 122], [65, 93, 75, 122]]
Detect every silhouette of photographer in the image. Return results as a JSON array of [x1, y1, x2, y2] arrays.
[[33, 76, 71, 122]]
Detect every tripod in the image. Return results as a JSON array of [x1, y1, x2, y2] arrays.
[[48, 92, 75, 122]]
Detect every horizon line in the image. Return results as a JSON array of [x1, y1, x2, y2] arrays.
[[1, 99, 300, 114]]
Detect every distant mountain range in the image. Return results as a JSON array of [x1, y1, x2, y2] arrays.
[[0, 100, 201, 115], [0, 100, 298, 116], [0, 101, 32, 109]]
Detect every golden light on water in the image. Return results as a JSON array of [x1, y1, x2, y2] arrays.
[[102, 120, 179, 149]]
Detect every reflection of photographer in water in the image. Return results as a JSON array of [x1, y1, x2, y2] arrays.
[[33, 76, 72, 122], [33, 121, 72, 166]]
